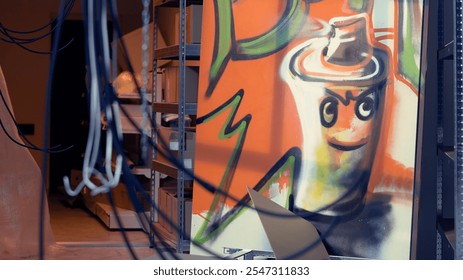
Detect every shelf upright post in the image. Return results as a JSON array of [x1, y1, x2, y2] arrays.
[[177, 0, 187, 253], [454, 0, 463, 260], [436, 0, 445, 260], [150, 1, 160, 249], [410, 0, 438, 259]]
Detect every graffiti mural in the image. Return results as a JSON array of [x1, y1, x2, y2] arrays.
[[191, 0, 423, 259]]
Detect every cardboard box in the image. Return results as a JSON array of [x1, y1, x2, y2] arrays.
[[158, 184, 193, 236], [184, 131, 195, 172], [161, 61, 199, 103], [170, 195, 193, 239], [158, 177, 178, 230], [156, 126, 196, 173], [116, 22, 169, 72], [113, 177, 151, 212], [119, 104, 152, 134], [156, 126, 178, 164], [158, 186, 177, 230], [157, 5, 203, 45]]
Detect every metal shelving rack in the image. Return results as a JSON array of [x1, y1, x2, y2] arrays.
[[453, 0, 463, 260], [435, 0, 463, 260], [144, 0, 463, 259], [150, 0, 201, 253], [436, 0, 454, 260]]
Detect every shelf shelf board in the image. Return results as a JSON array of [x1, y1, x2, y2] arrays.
[[445, 150, 455, 161], [438, 41, 454, 60], [153, 159, 178, 178], [131, 166, 151, 178], [117, 93, 152, 102], [156, 148, 179, 159], [438, 218, 455, 258], [120, 126, 152, 135], [185, 126, 196, 132], [92, 202, 149, 230], [154, 0, 203, 8], [154, 102, 197, 114], [152, 159, 194, 179], [444, 228, 455, 251], [154, 44, 201, 60]]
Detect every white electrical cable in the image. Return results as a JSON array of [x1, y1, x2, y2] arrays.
[[63, 0, 122, 196], [99, 0, 123, 193], [82, 0, 106, 190]]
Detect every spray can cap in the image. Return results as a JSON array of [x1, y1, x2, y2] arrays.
[[289, 13, 389, 86]]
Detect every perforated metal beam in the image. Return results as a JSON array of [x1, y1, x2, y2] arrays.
[[454, 0, 463, 260]]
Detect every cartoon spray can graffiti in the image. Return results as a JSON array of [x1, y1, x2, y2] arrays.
[[281, 13, 390, 217]]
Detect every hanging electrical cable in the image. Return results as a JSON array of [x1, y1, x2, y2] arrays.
[[0, 0, 76, 54], [1, 0, 344, 260], [49, 0, 349, 261], [62, 0, 123, 197], [0, 0, 74, 35], [107, 21, 341, 260], [108, 0, 370, 260]]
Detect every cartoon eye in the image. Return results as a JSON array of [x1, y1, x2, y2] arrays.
[[320, 97, 338, 128], [355, 93, 376, 121]]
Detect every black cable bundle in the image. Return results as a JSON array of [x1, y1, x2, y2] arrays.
[[31, 0, 349, 261], [0, 0, 76, 54]]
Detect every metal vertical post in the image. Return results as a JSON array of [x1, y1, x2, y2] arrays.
[[149, 3, 159, 248], [436, 0, 445, 220], [177, 0, 187, 253], [435, 2, 445, 258], [411, 0, 438, 259], [454, 0, 463, 260], [141, 0, 151, 165]]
